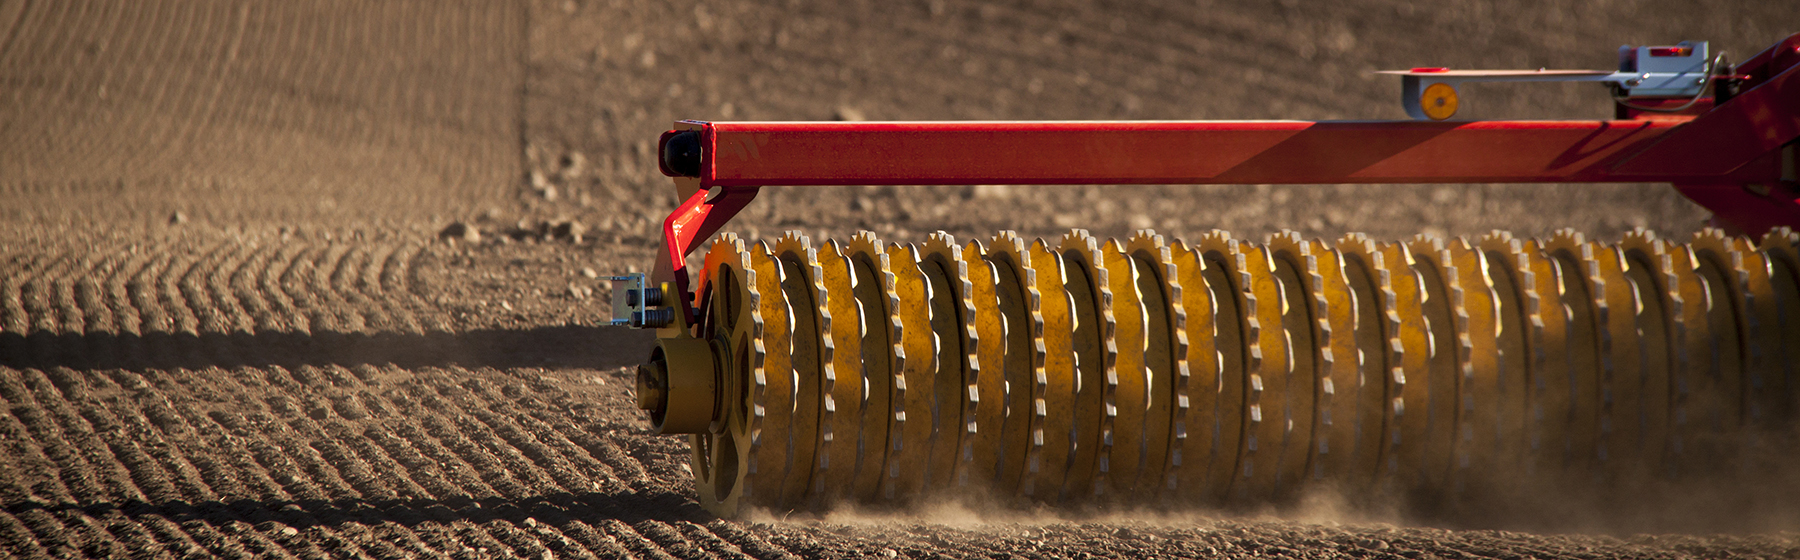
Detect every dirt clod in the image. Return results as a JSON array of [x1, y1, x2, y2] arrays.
[[552, 219, 587, 242], [441, 222, 483, 243]]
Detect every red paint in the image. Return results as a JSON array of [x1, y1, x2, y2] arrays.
[[695, 120, 1708, 186], [653, 186, 761, 327]]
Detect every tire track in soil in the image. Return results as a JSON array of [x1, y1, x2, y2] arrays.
[[163, 239, 396, 558], [370, 244, 428, 335], [270, 369, 392, 502], [34, 253, 227, 533], [0, 394, 70, 505], [490, 386, 640, 495], [416, 399, 539, 500], [18, 250, 76, 354], [414, 363, 723, 558], [262, 243, 313, 336], [193, 410, 340, 559], [128, 248, 181, 369], [208, 365, 381, 559], [0, 370, 136, 558], [105, 243, 238, 501], [177, 242, 246, 365], [0, 253, 39, 336], [40, 250, 86, 337], [41, 233, 1737, 559], [0, 234, 563, 560], [330, 246, 390, 333], [443, 366, 623, 495], [71, 254, 122, 368], [107, 244, 162, 368], [310, 244, 370, 334], [370, 244, 432, 335], [51, 367, 189, 506], [383, 402, 507, 503], [231, 243, 290, 336], [677, 521, 754, 560], [15, 366, 147, 503], [12, 509, 76, 558], [599, 518, 683, 560], [392, 374, 543, 503], [100, 368, 231, 505], [360, 411, 480, 504], [249, 368, 387, 558], [530, 407, 653, 490], [706, 521, 802, 560], [14, 250, 80, 368], [55, 247, 274, 558], [96, 244, 273, 527], [0, 509, 52, 558], [5, 239, 406, 558], [454, 401, 594, 499]]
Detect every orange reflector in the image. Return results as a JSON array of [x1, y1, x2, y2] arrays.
[[1421, 83, 1458, 121]]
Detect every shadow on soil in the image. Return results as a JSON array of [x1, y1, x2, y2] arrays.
[[3, 490, 714, 531], [0, 326, 656, 372]]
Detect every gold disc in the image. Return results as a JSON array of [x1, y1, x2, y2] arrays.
[[772, 232, 827, 510], [1058, 230, 1116, 502], [1123, 231, 1183, 498], [812, 238, 864, 505], [1189, 231, 1251, 504], [883, 242, 938, 502], [1404, 235, 1463, 498], [919, 233, 976, 493], [985, 232, 1043, 498], [1100, 236, 1150, 500], [1542, 230, 1605, 483], [1759, 228, 1800, 428], [694, 234, 762, 517], [1022, 237, 1076, 501], [960, 237, 1008, 491], [1617, 230, 1677, 479], [1336, 234, 1396, 492], [844, 233, 896, 502]]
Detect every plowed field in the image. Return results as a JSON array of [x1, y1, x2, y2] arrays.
[[3, 0, 1799, 558]]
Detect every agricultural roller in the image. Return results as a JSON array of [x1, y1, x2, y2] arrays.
[[613, 35, 1800, 516]]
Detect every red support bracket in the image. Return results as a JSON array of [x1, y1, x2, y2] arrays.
[[652, 185, 759, 330]]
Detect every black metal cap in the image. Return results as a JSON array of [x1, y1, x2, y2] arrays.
[[661, 131, 702, 177]]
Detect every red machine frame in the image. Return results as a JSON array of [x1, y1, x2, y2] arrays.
[[650, 33, 1800, 326]]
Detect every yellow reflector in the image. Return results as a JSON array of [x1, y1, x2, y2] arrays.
[[1421, 83, 1459, 121]]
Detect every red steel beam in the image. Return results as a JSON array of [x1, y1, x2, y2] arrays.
[[680, 119, 1780, 188]]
